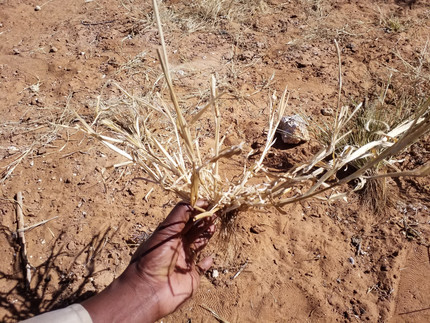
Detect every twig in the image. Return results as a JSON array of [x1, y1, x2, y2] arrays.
[[334, 39, 342, 112], [199, 304, 230, 323], [47, 227, 55, 239], [397, 306, 430, 316], [60, 150, 89, 159], [81, 20, 116, 26], [212, 74, 221, 195], [144, 187, 154, 202], [231, 259, 248, 280], [15, 192, 32, 287], [17, 216, 59, 233]]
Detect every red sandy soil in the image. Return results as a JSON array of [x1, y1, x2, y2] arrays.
[[0, 1, 429, 322]]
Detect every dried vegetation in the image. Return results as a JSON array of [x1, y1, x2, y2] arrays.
[[76, 1, 430, 226]]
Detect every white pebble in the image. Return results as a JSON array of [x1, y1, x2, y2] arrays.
[[212, 269, 219, 278], [34, 5, 41, 11]]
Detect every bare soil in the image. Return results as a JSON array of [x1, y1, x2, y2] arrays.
[[1, 1, 429, 322]]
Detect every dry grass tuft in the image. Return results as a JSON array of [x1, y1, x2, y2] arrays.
[[1, 96, 76, 183], [123, 0, 270, 34], [77, 1, 430, 224]]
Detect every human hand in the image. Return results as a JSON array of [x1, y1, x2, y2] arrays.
[[130, 200, 215, 317], [82, 201, 215, 323]]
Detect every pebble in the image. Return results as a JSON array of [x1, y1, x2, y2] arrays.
[[12, 48, 20, 55], [346, 43, 357, 53], [223, 52, 233, 60], [31, 97, 44, 106], [49, 46, 58, 53], [212, 269, 219, 278], [7, 146, 18, 155], [256, 42, 266, 49], [348, 257, 355, 265], [34, 5, 41, 11], [67, 241, 76, 250], [321, 107, 334, 116]]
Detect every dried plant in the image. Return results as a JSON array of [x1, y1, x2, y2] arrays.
[[1, 95, 76, 183], [76, 0, 430, 224]]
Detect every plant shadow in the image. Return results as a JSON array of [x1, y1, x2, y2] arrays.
[[0, 225, 116, 322]]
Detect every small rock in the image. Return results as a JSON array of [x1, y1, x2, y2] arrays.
[[49, 46, 58, 53], [223, 52, 233, 60], [212, 269, 219, 278], [348, 257, 355, 265], [278, 115, 310, 144], [31, 97, 44, 106], [250, 225, 265, 234], [296, 54, 312, 68], [67, 241, 76, 250], [7, 146, 19, 155], [237, 51, 254, 61], [256, 42, 266, 49], [36, 147, 46, 155], [321, 107, 334, 116], [296, 61, 308, 68], [34, 5, 41, 11], [12, 48, 20, 55], [346, 43, 356, 53]]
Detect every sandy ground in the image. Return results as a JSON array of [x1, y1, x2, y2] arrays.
[[0, 0, 429, 322]]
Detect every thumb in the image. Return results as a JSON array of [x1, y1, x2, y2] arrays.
[[196, 256, 213, 275]]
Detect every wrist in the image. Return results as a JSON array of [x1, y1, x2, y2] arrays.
[[82, 264, 160, 323]]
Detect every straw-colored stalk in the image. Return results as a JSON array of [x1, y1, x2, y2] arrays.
[[77, 0, 430, 223]]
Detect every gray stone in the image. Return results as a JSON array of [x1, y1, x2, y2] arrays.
[[278, 115, 310, 144]]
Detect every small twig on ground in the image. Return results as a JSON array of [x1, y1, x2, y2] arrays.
[[81, 19, 116, 26], [397, 306, 430, 316], [47, 227, 55, 239], [231, 259, 249, 280], [60, 150, 89, 159], [334, 39, 342, 112], [17, 216, 59, 233], [199, 304, 230, 323], [144, 187, 154, 202], [15, 191, 32, 287]]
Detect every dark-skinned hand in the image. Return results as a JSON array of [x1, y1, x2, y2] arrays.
[[82, 201, 215, 323]]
